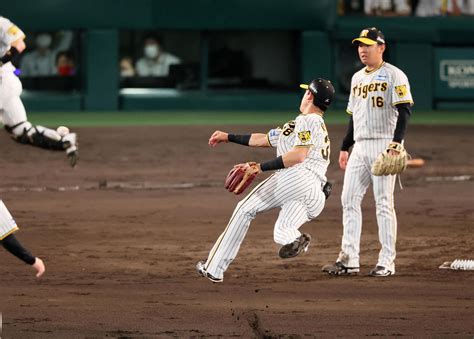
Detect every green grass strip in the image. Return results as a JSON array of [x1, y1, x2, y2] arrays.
[[26, 110, 473, 127]]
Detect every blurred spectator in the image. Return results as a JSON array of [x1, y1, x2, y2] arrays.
[[120, 56, 135, 77], [457, 0, 474, 14], [135, 35, 181, 77], [20, 31, 73, 76], [365, 0, 411, 16], [338, 0, 365, 15], [415, 0, 473, 16], [55, 50, 75, 76]]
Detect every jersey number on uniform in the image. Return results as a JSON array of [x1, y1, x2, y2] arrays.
[[282, 121, 295, 136], [320, 123, 330, 161], [371, 96, 384, 108]]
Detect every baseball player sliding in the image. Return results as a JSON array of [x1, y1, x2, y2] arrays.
[[197, 78, 335, 283], [0, 16, 78, 166], [323, 27, 413, 277], [0, 200, 45, 277]]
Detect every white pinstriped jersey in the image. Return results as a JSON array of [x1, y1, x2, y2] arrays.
[[0, 17, 25, 58], [347, 62, 413, 141], [0, 200, 19, 240], [266, 113, 330, 181]]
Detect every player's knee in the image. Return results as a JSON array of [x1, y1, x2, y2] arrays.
[[375, 198, 393, 215], [234, 200, 257, 219], [341, 189, 363, 208]]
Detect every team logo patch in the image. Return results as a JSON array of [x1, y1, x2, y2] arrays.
[[298, 131, 311, 143], [360, 29, 369, 37], [395, 84, 408, 98], [7, 25, 19, 36]]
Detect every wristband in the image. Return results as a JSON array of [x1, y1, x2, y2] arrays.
[[260, 156, 285, 172], [228, 134, 251, 146]]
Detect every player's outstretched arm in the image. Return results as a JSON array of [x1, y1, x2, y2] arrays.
[[209, 131, 269, 147]]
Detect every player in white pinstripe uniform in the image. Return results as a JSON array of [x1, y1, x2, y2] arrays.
[[0, 16, 78, 166], [323, 27, 413, 277], [196, 78, 335, 282]]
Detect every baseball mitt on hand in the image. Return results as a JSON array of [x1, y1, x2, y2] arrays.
[[225, 162, 260, 195], [371, 142, 408, 176]]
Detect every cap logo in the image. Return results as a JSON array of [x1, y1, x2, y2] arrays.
[[360, 29, 369, 37]]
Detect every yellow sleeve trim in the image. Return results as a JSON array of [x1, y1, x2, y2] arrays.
[[346, 109, 353, 115], [0, 227, 19, 240], [294, 144, 313, 148], [392, 100, 414, 106]]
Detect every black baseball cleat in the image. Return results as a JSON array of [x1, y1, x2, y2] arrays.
[[196, 261, 223, 283], [368, 265, 394, 277], [278, 233, 311, 259], [322, 261, 360, 276]]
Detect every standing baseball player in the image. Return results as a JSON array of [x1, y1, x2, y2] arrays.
[[0, 16, 78, 166], [196, 78, 335, 283], [0, 200, 45, 277], [323, 27, 413, 277]]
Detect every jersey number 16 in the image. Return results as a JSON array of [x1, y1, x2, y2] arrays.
[[371, 96, 384, 108]]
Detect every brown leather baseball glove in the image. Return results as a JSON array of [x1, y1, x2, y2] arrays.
[[224, 162, 260, 195], [371, 142, 409, 176]]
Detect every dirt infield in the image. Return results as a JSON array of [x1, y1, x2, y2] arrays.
[[1, 124, 473, 337]]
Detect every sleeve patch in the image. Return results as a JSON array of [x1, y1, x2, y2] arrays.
[[395, 84, 408, 98], [269, 129, 278, 137], [298, 131, 311, 143]]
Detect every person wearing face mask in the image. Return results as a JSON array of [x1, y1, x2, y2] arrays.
[[0, 18, 79, 166], [55, 50, 75, 76], [20, 30, 73, 76], [135, 35, 181, 77]]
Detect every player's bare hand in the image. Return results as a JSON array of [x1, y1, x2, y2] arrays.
[[32, 257, 45, 278], [209, 130, 229, 147], [234, 162, 261, 173], [339, 151, 349, 170]]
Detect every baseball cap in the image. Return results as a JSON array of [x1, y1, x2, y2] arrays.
[[352, 27, 385, 45], [299, 78, 335, 111]]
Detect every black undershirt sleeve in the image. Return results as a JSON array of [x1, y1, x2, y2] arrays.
[[341, 116, 355, 151], [1, 234, 36, 265], [393, 103, 412, 143]]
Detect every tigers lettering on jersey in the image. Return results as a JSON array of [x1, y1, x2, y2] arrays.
[[352, 82, 388, 98], [347, 62, 413, 141]]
